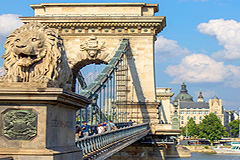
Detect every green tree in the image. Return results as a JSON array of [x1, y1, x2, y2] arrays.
[[181, 117, 199, 137], [199, 113, 227, 145], [229, 119, 240, 137]]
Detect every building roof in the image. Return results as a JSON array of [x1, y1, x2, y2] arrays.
[[173, 82, 193, 102], [212, 95, 219, 99], [179, 102, 209, 109]]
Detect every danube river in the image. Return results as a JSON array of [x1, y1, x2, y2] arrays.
[[167, 153, 240, 160]]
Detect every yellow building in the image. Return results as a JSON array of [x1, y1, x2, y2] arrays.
[[174, 82, 224, 127]]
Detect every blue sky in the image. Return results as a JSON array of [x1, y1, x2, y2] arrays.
[[0, 0, 239, 111]]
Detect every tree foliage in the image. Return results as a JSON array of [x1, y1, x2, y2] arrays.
[[181, 117, 199, 137], [199, 113, 227, 144], [229, 119, 240, 137]]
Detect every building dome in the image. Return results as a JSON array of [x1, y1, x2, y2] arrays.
[[173, 82, 193, 103], [197, 89, 204, 102], [212, 95, 219, 99]]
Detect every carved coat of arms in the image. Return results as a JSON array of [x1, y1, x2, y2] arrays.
[[3, 109, 37, 140], [80, 35, 106, 58]]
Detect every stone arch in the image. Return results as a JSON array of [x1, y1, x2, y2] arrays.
[[70, 58, 108, 92], [67, 35, 112, 92]]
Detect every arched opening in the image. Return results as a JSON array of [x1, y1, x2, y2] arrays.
[[71, 59, 107, 92]]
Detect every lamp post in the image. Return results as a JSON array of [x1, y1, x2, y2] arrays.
[[112, 101, 116, 123], [91, 95, 98, 125], [173, 101, 178, 111]]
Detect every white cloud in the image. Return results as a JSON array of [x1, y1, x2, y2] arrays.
[[165, 54, 228, 83], [0, 67, 5, 77], [225, 65, 240, 88], [165, 54, 240, 88], [198, 19, 240, 60], [155, 35, 190, 59], [0, 14, 23, 42]]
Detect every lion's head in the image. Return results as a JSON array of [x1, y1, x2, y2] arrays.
[[1, 22, 72, 90], [11, 29, 47, 67]]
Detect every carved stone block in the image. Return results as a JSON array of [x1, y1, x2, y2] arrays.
[[2, 109, 37, 140]]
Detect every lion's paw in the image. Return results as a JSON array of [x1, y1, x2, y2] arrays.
[[0, 75, 22, 82], [31, 76, 55, 87]]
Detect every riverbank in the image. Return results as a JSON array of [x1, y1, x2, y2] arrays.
[[167, 152, 240, 160], [183, 145, 216, 153]]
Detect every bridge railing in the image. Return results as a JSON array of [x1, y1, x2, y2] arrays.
[[76, 123, 150, 160]]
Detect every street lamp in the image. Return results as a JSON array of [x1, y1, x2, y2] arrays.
[[186, 122, 188, 139], [112, 101, 116, 123]]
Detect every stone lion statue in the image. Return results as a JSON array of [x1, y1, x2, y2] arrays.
[[0, 22, 72, 90]]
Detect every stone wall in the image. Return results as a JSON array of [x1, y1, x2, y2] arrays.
[[184, 145, 216, 153]]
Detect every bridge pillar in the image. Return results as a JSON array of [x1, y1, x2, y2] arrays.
[[107, 140, 167, 160], [0, 87, 90, 160], [21, 3, 166, 102], [165, 144, 191, 158], [107, 135, 190, 160]]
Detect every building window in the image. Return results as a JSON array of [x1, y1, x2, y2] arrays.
[[187, 111, 190, 114], [194, 116, 196, 120], [193, 111, 196, 114], [205, 111, 209, 115], [200, 116, 202, 120], [215, 111, 217, 114], [181, 116, 184, 120], [181, 121, 184, 124], [181, 111, 184, 114], [199, 111, 202, 114], [187, 116, 190, 120]]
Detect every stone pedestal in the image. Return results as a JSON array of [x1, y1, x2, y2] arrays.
[[165, 144, 191, 158], [0, 87, 90, 160]]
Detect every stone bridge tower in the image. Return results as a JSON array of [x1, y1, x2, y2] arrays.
[[21, 3, 166, 123]]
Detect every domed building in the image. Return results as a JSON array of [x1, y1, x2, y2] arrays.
[[173, 81, 193, 104], [174, 82, 225, 127]]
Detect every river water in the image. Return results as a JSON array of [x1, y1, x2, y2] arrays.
[[167, 153, 240, 160]]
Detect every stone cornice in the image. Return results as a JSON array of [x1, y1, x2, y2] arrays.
[[30, 3, 156, 7], [43, 22, 162, 27], [157, 93, 175, 97], [0, 87, 90, 109], [30, 3, 159, 13], [20, 16, 166, 35], [20, 16, 165, 23]]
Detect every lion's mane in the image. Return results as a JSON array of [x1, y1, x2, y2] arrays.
[[1, 22, 72, 90]]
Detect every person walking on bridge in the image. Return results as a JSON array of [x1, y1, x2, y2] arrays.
[[128, 120, 133, 126], [103, 121, 108, 131], [81, 121, 91, 137], [97, 123, 105, 134], [75, 125, 82, 140], [107, 120, 117, 131]]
